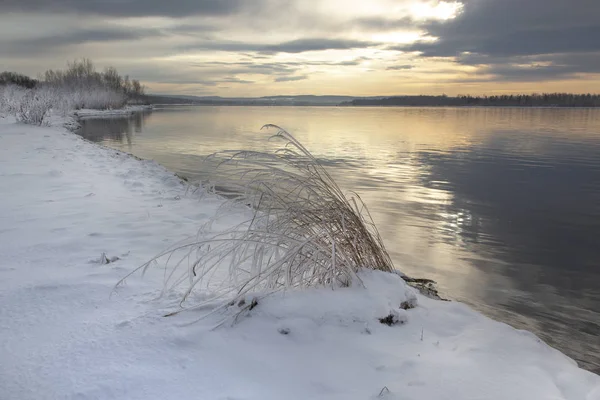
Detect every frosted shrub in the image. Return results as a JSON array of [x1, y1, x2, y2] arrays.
[[0, 85, 27, 115], [38, 85, 126, 112], [2, 59, 143, 123], [16, 89, 52, 125], [1, 84, 129, 122], [51, 87, 80, 116], [122, 125, 395, 319], [52, 87, 126, 111], [79, 87, 127, 110]]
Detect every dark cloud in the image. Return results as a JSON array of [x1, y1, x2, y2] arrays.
[[190, 61, 299, 77], [387, 65, 413, 70], [182, 38, 380, 54], [274, 75, 308, 82], [1, 27, 163, 55], [419, 0, 600, 52], [0, 0, 247, 17], [264, 38, 378, 53], [403, 0, 600, 80], [267, 57, 371, 67], [184, 56, 370, 86], [454, 52, 600, 82], [410, 25, 600, 58], [127, 61, 300, 87], [110, 71, 252, 86], [189, 58, 370, 80], [334, 57, 371, 66]]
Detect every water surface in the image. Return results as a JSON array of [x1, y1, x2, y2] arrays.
[[78, 106, 600, 373]]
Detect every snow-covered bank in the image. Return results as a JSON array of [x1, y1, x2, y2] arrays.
[[73, 104, 153, 118], [0, 118, 599, 400]]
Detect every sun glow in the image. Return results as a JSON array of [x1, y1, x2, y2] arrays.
[[370, 30, 424, 44], [409, 1, 464, 21]]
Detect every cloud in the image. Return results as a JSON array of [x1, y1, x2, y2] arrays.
[[401, 0, 600, 80], [387, 64, 413, 70], [181, 38, 381, 54], [107, 69, 252, 87], [1, 27, 164, 55], [274, 75, 308, 82], [188, 58, 370, 80], [452, 52, 600, 82], [273, 57, 371, 67], [166, 23, 222, 36], [0, 0, 248, 17], [265, 38, 378, 53], [410, 25, 600, 58], [190, 61, 300, 77], [351, 16, 414, 31], [1, 0, 598, 93], [218, 77, 255, 84]]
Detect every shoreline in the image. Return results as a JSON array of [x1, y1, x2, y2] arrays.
[[0, 115, 598, 399], [72, 104, 153, 119], [70, 106, 448, 301]]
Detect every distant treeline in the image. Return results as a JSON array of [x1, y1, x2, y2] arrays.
[[0, 72, 38, 89], [342, 94, 600, 107], [142, 95, 332, 106]]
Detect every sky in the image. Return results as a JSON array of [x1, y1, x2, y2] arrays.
[[1, 0, 599, 96]]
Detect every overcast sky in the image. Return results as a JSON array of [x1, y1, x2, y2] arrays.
[[1, 0, 598, 96]]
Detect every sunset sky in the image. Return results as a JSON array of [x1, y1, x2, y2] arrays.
[[1, 0, 599, 96]]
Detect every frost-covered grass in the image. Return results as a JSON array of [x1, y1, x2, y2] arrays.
[[0, 117, 599, 400], [122, 125, 395, 320]]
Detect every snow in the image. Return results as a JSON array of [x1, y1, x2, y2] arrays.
[[1, 116, 599, 400]]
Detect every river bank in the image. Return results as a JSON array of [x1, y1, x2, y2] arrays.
[[0, 116, 598, 400]]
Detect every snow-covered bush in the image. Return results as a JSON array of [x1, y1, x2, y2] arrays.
[[16, 88, 52, 125], [47, 86, 127, 115], [122, 125, 395, 318], [1, 59, 143, 123], [0, 85, 51, 125], [0, 85, 27, 115], [43, 59, 139, 109], [77, 87, 127, 110], [1, 83, 127, 123]]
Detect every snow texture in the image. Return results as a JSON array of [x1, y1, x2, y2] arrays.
[[0, 116, 599, 400]]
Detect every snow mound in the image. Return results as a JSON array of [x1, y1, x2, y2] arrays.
[[235, 270, 417, 329]]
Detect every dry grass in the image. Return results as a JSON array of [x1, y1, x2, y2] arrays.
[[121, 125, 394, 317]]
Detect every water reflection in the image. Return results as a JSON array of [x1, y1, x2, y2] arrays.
[[418, 140, 600, 371], [77, 106, 600, 373], [77, 111, 149, 149]]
